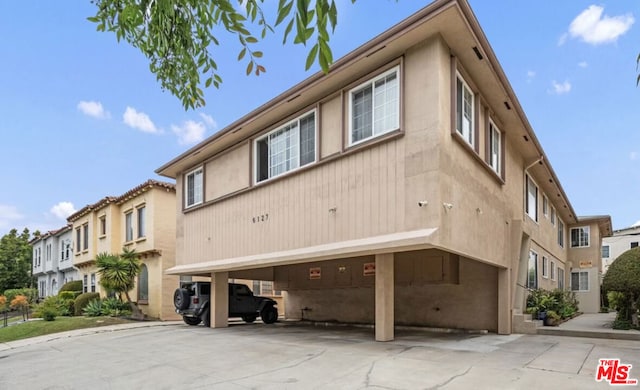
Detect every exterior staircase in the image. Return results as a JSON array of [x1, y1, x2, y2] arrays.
[[512, 312, 543, 334]]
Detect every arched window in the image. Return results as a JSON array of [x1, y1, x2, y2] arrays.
[[138, 264, 149, 303]]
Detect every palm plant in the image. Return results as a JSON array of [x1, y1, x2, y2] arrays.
[[95, 248, 144, 319]]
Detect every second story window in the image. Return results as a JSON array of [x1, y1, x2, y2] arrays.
[[525, 175, 538, 222], [558, 219, 565, 248], [570, 226, 590, 248], [456, 73, 474, 146], [76, 228, 81, 252], [137, 206, 146, 238], [255, 111, 316, 182], [82, 224, 89, 251], [99, 216, 106, 236], [601, 245, 610, 258], [349, 66, 400, 145], [125, 212, 133, 242], [185, 167, 203, 208], [488, 121, 501, 174]]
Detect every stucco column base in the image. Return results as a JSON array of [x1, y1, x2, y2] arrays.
[[498, 267, 511, 334], [375, 253, 394, 342], [210, 272, 229, 328]]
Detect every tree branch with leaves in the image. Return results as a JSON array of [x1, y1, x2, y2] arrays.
[[89, 0, 355, 110]]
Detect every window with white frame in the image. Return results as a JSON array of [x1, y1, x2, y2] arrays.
[[525, 175, 538, 222], [125, 211, 133, 242], [601, 245, 610, 258], [256, 111, 316, 182], [558, 268, 564, 290], [76, 228, 81, 252], [570, 226, 590, 248], [99, 215, 106, 236], [542, 195, 548, 218], [558, 219, 564, 247], [542, 256, 548, 278], [185, 167, 203, 208], [90, 273, 96, 293], [571, 270, 589, 291], [137, 206, 146, 238], [527, 250, 538, 289], [83, 274, 88, 293], [349, 67, 399, 145], [456, 73, 474, 146], [550, 261, 555, 281], [488, 120, 501, 174], [138, 264, 149, 303], [550, 206, 556, 226]]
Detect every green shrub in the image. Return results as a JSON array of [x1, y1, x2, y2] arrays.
[[58, 291, 76, 300], [613, 318, 632, 330], [33, 295, 72, 318], [74, 293, 100, 316], [83, 300, 103, 317], [58, 280, 83, 294], [41, 307, 57, 321], [3, 288, 37, 305], [607, 291, 625, 312], [526, 289, 580, 320], [101, 297, 131, 317]]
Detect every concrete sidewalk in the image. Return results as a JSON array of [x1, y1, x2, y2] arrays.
[[537, 312, 640, 340]]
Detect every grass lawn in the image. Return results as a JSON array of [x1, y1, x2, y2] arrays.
[[0, 316, 136, 343]]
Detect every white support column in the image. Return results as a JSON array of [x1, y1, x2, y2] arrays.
[[210, 272, 229, 328], [498, 267, 511, 335], [375, 253, 394, 342]]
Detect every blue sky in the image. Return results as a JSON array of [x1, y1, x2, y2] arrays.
[[0, 1, 638, 235]]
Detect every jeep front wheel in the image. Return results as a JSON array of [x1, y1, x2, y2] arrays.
[[260, 306, 278, 324], [242, 314, 257, 323], [173, 288, 190, 310], [183, 316, 201, 326]]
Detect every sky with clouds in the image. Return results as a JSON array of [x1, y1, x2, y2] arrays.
[[0, 0, 638, 235]]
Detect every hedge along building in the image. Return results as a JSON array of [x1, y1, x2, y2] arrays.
[[67, 180, 180, 320], [158, 0, 611, 340]]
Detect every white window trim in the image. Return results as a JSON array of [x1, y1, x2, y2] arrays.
[[571, 270, 590, 292], [254, 110, 317, 184], [601, 245, 610, 259], [488, 119, 501, 175], [455, 72, 475, 147], [542, 194, 549, 218], [136, 205, 146, 239], [528, 250, 538, 289], [525, 175, 538, 223], [550, 260, 556, 281], [184, 166, 204, 209], [570, 226, 590, 248], [125, 210, 134, 242], [550, 206, 556, 226], [558, 218, 565, 248], [542, 256, 549, 279], [348, 66, 400, 146]]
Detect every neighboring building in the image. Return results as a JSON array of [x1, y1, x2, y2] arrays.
[[157, 0, 611, 340], [601, 223, 640, 274], [31, 225, 78, 299], [66, 180, 180, 320]]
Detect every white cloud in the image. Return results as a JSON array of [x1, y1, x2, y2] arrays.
[[50, 202, 76, 220], [566, 5, 634, 45], [172, 120, 206, 145], [578, 61, 589, 68], [0, 204, 24, 231], [123, 107, 160, 134], [199, 113, 217, 129], [630, 151, 638, 161], [550, 80, 572, 95], [77, 100, 110, 119], [526, 70, 536, 83]]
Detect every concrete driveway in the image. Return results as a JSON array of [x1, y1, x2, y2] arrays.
[[1, 322, 639, 389]]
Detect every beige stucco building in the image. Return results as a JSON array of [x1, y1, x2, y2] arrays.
[[67, 180, 180, 320], [157, 0, 611, 340]]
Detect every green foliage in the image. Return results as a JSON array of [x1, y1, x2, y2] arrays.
[[2, 288, 37, 305], [41, 307, 57, 321], [0, 316, 135, 343], [603, 248, 640, 324], [0, 229, 34, 293], [101, 297, 132, 317], [74, 293, 101, 316], [34, 295, 73, 318], [607, 291, 626, 312], [58, 280, 83, 294], [96, 248, 144, 319], [526, 289, 579, 320], [82, 300, 104, 317], [613, 318, 632, 330], [89, 0, 358, 110]]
